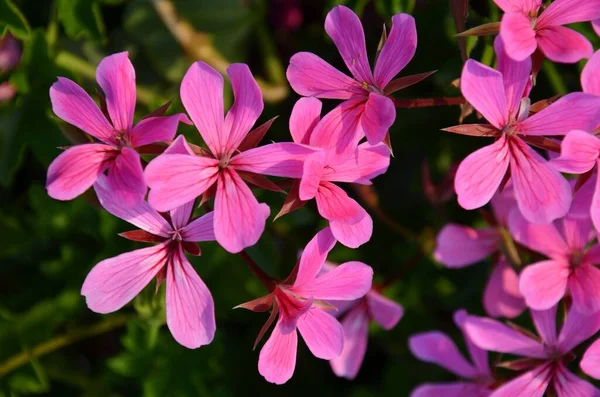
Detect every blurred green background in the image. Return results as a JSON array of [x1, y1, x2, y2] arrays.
[[1, 0, 598, 395]]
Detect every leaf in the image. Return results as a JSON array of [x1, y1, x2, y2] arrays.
[[238, 171, 285, 193], [456, 22, 500, 37], [520, 135, 561, 153], [441, 124, 500, 137], [0, 0, 30, 38], [143, 100, 172, 119], [182, 241, 201, 256], [450, 0, 469, 61], [237, 116, 278, 152], [394, 97, 466, 108], [274, 180, 306, 220], [384, 70, 437, 95], [528, 95, 560, 115], [57, 0, 106, 41], [118, 230, 167, 243]]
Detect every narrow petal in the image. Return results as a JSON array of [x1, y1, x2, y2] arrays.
[[374, 13, 417, 88], [230, 142, 317, 178], [290, 97, 322, 144], [329, 212, 373, 249], [169, 201, 195, 231], [593, 168, 600, 234], [46, 144, 116, 201], [294, 227, 337, 288], [49, 77, 115, 143], [537, 0, 600, 27], [490, 365, 552, 397], [166, 245, 215, 348], [454, 309, 491, 376], [129, 115, 182, 148], [494, 0, 541, 14], [214, 169, 270, 253], [582, 50, 600, 96], [491, 189, 518, 226], [455, 135, 510, 210], [105, 148, 146, 207], [519, 260, 570, 311], [552, 130, 600, 174], [569, 264, 600, 314], [460, 60, 508, 129], [508, 209, 569, 257], [223, 63, 264, 151], [558, 213, 594, 252], [96, 52, 136, 132], [324, 5, 373, 83], [181, 212, 215, 242], [558, 305, 600, 353], [483, 258, 527, 319], [315, 181, 364, 223], [408, 332, 479, 378], [299, 152, 325, 201], [537, 26, 593, 64], [581, 338, 600, 379], [323, 142, 390, 185], [361, 93, 396, 145], [412, 383, 491, 397], [509, 137, 571, 224], [292, 261, 373, 301], [366, 290, 404, 330], [553, 363, 600, 397], [463, 315, 546, 358], [517, 93, 600, 136], [145, 154, 219, 212], [258, 322, 298, 385], [165, 134, 195, 155], [297, 307, 344, 360], [180, 61, 225, 156], [531, 306, 558, 347], [81, 243, 169, 313], [494, 36, 532, 119], [94, 175, 170, 236], [330, 305, 369, 379], [286, 52, 362, 99], [434, 224, 498, 268], [499, 12, 537, 62]]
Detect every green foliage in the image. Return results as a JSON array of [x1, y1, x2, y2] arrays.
[[57, 0, 105, 42], [0, 0, 30, 38]]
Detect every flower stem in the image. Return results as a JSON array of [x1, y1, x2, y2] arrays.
[[393, 97, 466, 108], [238, 250, 276, 291]]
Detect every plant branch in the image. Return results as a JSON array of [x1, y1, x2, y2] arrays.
[[394, 97, 466, 108]]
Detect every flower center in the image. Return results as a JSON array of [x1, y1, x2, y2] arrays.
[[569, 252, 583, 269], [168, 229, 183, 241], [361, 81, 384, 95]]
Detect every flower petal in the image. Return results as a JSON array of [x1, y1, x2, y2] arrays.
[[294, 227, 337, 288], [323, 142, 391, 185], [230, 142, 317, 178], [552, 130, 600, 174], [366, 290, 404, 330], [530, 306, 558, 348], [519, 260, 570, 311], [490, 365, 551, 397], [105, 147, 146, 207], [181, 212, 215, 242], [96, 52, 136, 132], [292, 261, 373, 301], [374, 13, 417, 88], [411, 383, 491, 397], [324, 5, 373, 83], [290, 97, 322, 144], [408, 331, 479, 378], [536, 26, 593, 64], [568, 264, 600, 314], [329, 305, 369, 379], [499, 12, 538, 62], [455, 135, 510, 210], [553, 363, 600, 397], [434, 224, 498, 268], [214, 169, 270, 253], [46, 143, 116, 201], [460, 60, 508, 129], [361, 93, 395, 145], [223, 63, 264, 152], [493, 0, 541, 14], [329, 211, 373, 249], [509, 137, 571, 224], [581, 338, 600, 379], [180, 61, 225, 156], [508, 209, 569, 257], [463, 314, 546, 358], [299, 152, 325, 201], [145, 154, 219, 212], [297, 307, 344, 360], [315, 181, 365, 223], [483, 258, 527, 318], [49, 77, 114, 143], [558, 305, 600, 353], [583, 50, 600, 96], [286, 52, 362, 99], [454, 309, 491, 376], [537, 0, 600, 27], [494, 36, 532, 119], [81, 243, 169, 313], [129, 115, 183, 148], [258, 321, 298, 385]]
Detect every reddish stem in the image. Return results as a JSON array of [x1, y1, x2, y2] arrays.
[[238, 250, 276, 291], [394, 97, 466, 108]]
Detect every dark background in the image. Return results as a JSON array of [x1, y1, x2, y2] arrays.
[[0, 0, 597, 395]]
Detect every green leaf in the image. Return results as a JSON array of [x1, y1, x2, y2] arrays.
[[57, 0, 105, 42], [0, 0, 30, 38]]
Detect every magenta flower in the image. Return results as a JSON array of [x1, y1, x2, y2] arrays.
[[83, 139, 216, 349], [435, 190, 526, 318], [286, 5, 417, 158], [237, 228, 373, 384], [409, 310, 494, 397], [144, 61, 317, 254], [287, 97, 390, 248], [582, 336, 600, 379], [454, 38, 600, 224], [46, 52, 185, 205], [464, 305, 600, 396], [496, 0, 600, 63], [0, 32, 21, 74]]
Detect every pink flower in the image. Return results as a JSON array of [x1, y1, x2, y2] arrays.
[[496, 0, 600, 63], [286, 5, 417, 158], [509, 195, 600, 314], [46, 52, 185, 205], [464, 305, 600, 396], [455, 37, 600, 224], [409, 310, 494, 397], [237, 228, 373, 384], [288, 97, 390, 248], [144, 61, 317, 254], [435, 191, 526, 318], [0, 81, 16, 103], [581, 336, 600, 379], [0, 32, 21, 74], [83, 139, 216, 349]]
